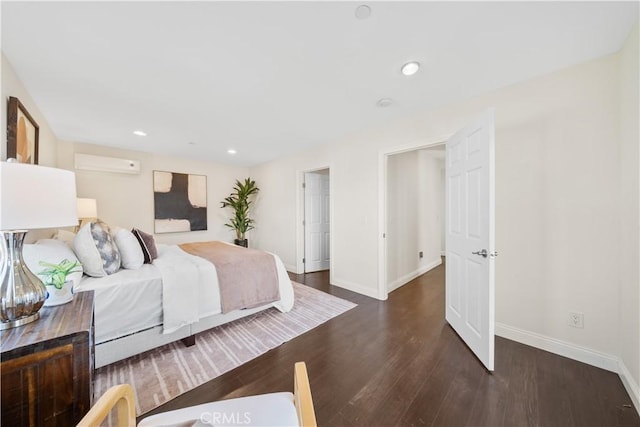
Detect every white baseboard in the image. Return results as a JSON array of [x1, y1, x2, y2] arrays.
[[618, 359, 640, 415], [496, 322, 639, 416], [441, 250, 446, 256], [331, 277, 382, 300], [495, 323, 619, 372], [387, 258, 442, 293], [283, 263, 298, 274]]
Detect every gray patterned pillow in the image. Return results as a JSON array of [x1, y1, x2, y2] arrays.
[[74, 221, 121, 277]]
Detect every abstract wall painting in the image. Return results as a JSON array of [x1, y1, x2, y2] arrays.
[[6, 97, 39, 164], [153, 171, 207, 233]]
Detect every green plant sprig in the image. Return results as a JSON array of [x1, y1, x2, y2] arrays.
[[38, 259, 82, 289]]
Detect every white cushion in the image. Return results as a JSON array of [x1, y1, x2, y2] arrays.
[[74, 221, 121, 277], [23, 239, 83, 289], [137, 392, 299, 427], [54, 229, 77, 249], [112, 227, 144, 269]]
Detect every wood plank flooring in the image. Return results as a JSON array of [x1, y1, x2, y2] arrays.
[[142, 264, 639, 426]]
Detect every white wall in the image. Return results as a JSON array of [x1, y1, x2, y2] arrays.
[[439, 164, 446, 253], [617, 24, 639, 407], [56, 141, 250, 245], [386, 150, 420, 286], [1, 53, 58, 166], [418, 149, 445, 267], [249, 144, 333, 273], [252, 50, 626, 361]]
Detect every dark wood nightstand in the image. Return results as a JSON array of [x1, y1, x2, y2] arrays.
[[1, 290, 94, 426]]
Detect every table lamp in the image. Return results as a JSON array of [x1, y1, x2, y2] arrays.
[[76, 198, 98, 229], [0, 161, 77, 330]]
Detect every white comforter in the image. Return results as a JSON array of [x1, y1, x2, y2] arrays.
[[76, 243, 294, 340]]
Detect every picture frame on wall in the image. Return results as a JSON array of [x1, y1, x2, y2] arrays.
[[6, 96, 39, 164], [153, 170, 208, 233]]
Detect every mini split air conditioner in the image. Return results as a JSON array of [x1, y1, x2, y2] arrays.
[[74, 153, 141, 174]]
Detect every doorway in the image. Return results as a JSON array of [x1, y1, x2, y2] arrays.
[[385, 146, 445, 292], [304, 169, 330, 273], [378, 110, 496, 371]]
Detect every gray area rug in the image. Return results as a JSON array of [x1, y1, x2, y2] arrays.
[[94, 282, 356, 416]]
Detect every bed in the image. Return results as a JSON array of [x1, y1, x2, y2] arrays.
[[74, 242, 294, 368]]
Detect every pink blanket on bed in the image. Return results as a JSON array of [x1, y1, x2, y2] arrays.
[[179, 241, 280, 313]]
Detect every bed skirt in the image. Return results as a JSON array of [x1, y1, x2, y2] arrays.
[[95, 302, 276, 368]]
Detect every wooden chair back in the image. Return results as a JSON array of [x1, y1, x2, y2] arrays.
[[77, 362, 316, 427]]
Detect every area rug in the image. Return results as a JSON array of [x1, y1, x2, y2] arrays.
[[94, 282, 356, 417]]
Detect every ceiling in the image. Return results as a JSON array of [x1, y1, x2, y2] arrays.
[[2, 2, 637, 167]]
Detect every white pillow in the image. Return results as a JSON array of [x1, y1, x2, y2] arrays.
[[23, 239, 84, 289], [74, 221, 121, 277], [112, 227, 144, 269], [54, 229, 77, 249]]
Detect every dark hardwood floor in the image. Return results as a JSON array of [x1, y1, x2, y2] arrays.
[[142, 264, 639, 426]]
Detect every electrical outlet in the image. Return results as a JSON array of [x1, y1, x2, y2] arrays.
[[568, 312, 584, 328], [419, 251, 423, 258]]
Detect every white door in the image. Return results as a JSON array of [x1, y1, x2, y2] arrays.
[[304, 171, 330, 272], [445, 110, 495, 371]]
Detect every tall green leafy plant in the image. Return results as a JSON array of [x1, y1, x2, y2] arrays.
[[220, 178, 259, 240]]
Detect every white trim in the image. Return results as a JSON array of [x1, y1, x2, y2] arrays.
[[331, 276, 382, 300], [387, 258, 442, 293], [295, 170, 305, 274], [440, 250, 446, 256], [618, 359, 640, 415], [377, 150, 387, 301], [496, 323, 640, 415], [284, 264, 297, 274], [296, 165, 333, 275], [377, 135, 451, 301], [495, 323, 619, 372]]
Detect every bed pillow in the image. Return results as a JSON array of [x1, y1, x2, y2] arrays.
[[23, 239, 84, 289], [132, 228, 158, 264], [54, 229, 77, 249], [74, 221, 121, 277], [113, 227, 144, 269]]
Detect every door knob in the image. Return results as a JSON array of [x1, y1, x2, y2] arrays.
[[472, 249, 488, 258]]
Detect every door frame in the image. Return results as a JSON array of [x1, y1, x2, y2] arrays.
[[296, 166, 333, 277], [377, 135, 451, 300]]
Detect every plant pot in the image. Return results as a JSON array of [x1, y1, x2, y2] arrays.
[[43, 280, 74, 307], [234, 239, 248, 248]]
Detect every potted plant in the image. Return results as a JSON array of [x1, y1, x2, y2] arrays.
[[220, 178, 259, 247], [38, 259, 82, 306]]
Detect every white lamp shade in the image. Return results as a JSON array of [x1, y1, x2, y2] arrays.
[[0, 162, 78, 230], [77, 198, 97, 218]]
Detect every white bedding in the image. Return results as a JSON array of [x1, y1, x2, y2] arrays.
[[154, 244, 220, 334], [75, 264, 163, 344], [75, 243, 294, 344]]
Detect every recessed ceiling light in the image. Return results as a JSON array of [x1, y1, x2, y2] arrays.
[[227, 149, 237, 155], [133, 130, 147, 136], [376, 98, 393, 108], [355, 5, 371, 19], [401, 61, 420, 76]]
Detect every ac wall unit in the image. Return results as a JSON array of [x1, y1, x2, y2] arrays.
[[74, 153, 141, 174]]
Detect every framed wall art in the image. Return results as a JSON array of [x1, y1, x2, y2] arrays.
[[6, 96, 39, 164], [153, 170, 208, 233]]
